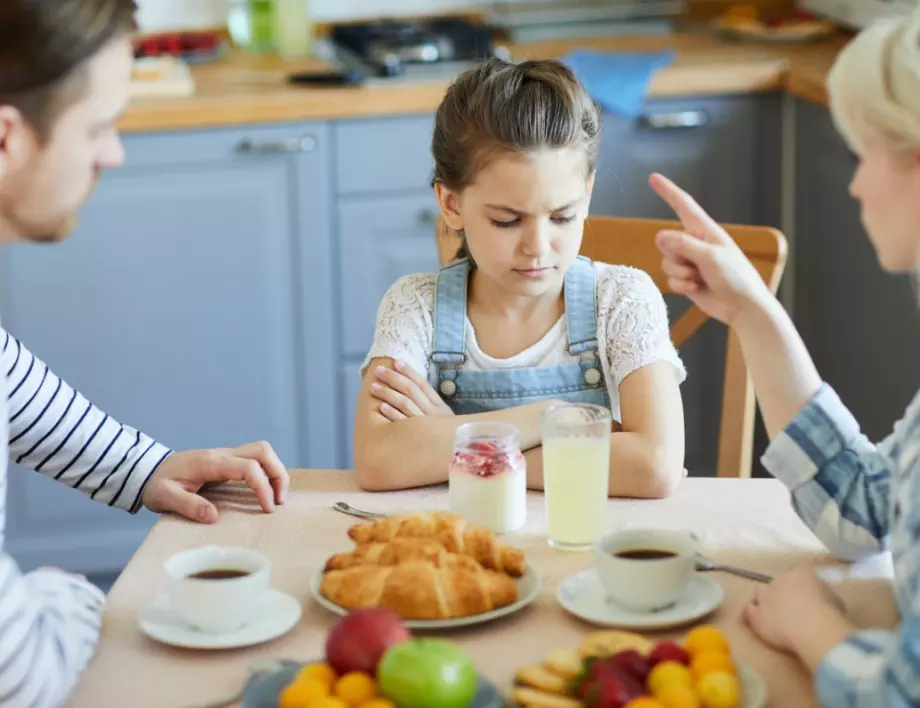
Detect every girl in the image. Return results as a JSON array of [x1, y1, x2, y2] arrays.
[[652, 10, 920, 705], [353, 58, 686, 496]]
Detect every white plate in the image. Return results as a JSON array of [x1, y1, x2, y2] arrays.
[[139, 589, 302, 650], [557, 568, 724, 630], [310, 563, 541, 630]]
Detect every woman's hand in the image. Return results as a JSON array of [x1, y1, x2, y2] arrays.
[[370, 360, 455, 421], [742, 565, 854, 668], [649, 172, 775, 327]]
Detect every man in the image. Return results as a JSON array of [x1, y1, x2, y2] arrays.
[[0, 1, 292, 704]]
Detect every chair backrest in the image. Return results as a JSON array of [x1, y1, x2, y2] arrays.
[[435, 215, 788, 478]]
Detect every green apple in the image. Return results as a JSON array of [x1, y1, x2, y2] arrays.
[[377, 638, 478, 708]]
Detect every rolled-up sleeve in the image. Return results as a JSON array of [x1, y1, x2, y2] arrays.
[[761, 383, 892, 561]]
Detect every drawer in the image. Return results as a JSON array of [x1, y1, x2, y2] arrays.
[[334, 115, 436, 195], [120, 122, 328, 168], [337, 191, 441, 356]]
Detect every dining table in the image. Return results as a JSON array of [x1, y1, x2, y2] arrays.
[[66, 469, 899, 708]]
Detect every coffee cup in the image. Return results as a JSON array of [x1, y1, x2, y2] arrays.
[[164, 545, 270, 633], [595, 529, 697, 612]]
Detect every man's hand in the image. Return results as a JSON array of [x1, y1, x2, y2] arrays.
[[369, 360, 455, 420], [141, 441, 290, 524]]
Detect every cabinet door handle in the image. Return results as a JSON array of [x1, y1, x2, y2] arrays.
[[639, 110, 709, 130], [236, 136, 316, 154]]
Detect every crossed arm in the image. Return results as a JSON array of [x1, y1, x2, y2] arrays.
[[352, 357, 685, 498]]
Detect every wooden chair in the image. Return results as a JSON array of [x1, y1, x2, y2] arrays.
[[435, 216, 788, 478]]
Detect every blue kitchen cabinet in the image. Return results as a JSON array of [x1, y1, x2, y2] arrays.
[[0, 122, 335, 574], [591, 95, 779, 224]]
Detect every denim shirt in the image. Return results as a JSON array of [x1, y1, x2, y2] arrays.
[[763, 383, 920, 707]]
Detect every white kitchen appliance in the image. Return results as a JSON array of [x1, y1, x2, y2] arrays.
[[798, 0, 917, 29]]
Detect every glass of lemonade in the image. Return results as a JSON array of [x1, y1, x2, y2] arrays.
[[542, 403, 611, 551]]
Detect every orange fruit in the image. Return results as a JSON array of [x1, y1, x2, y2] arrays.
[[625, 698, 667, 708], [691, 650, 736, 681], [625, 698, 666, 708], [656, 683, 702, 708], [357, 701, 396, 708], [697, 671, 741, 708], [334, 671, 378, 705], [296, 662, 337, 688], [278, 678, 330, 708], [311, 699, 350, 708], [684, 626, 730, 656], [648, 661, 694, 695]]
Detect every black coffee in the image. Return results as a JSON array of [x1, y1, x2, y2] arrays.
[[614, 549, 677, 560], [189, 568, 250, 580]]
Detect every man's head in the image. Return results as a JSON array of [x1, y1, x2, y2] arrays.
[[0, 0, 137, 244]]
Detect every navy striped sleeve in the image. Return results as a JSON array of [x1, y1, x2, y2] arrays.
[[1, 328, 172, 513]]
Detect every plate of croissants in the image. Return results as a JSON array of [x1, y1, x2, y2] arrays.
[[312, 510, 541, 629]]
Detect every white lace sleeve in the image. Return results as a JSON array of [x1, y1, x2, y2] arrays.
[[359, 274, 437, 379], [596, 264, 687, 390]]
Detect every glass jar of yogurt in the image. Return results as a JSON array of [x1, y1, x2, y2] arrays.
[[449, 422, 526, 534]]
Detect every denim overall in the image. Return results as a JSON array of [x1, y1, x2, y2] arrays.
[[427, 256, 611, 415]]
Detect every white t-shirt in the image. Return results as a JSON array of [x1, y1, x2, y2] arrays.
[[361, 262, 687, 421]]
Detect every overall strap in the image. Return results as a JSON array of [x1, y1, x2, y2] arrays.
[[564, 256, 604, 388], [430, 259, 469, 397]]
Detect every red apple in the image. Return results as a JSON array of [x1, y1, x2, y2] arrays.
[[648, 641, 690, 667], [325, 608, 412, 676]]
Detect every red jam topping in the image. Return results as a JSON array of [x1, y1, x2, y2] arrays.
[[451, 440, 524, 478]]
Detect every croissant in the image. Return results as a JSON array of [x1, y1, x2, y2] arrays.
[[323, 538, 482, 573], [347, 511, 526, 578], [319, 560, 519, 619]]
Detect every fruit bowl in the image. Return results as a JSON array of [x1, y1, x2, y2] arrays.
[[241, 660, 505, 708], [510, 628, 768, 708]]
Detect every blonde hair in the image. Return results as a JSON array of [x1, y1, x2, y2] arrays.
[[827, 9, 920, 155]]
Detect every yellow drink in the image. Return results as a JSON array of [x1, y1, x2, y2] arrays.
[[543, 436, 610, 550]]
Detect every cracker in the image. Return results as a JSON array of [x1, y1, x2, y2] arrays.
[[511, 686, 584, 708], [515, 664, 568, 694], [543, 648, 583, 680], [579, 629, 654, 658]]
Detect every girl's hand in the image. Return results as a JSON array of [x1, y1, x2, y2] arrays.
[[370, 360, 455, 421], [649, 172, 775, 327], [742, 565, 850, 656]]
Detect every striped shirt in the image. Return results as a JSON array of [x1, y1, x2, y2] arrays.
[[0, 325, 172, 707], [763, 383, 920, 707]]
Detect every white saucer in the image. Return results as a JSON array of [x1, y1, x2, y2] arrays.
[[139, 589, 302, 650], [557, 569, 724, 630]]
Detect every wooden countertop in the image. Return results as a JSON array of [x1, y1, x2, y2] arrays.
[[119, 30, 851, 133]]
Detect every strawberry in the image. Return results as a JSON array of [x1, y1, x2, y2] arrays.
[[609, 650, 651, 684], [576, 661, 646, 708], [648, 641, 690, 667]]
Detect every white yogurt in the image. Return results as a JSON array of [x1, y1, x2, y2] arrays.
[[448, 423, 527, 534]]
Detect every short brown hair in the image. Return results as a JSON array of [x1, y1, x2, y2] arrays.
[[432, 58, 601, 260], [0, 0, 138, 136]]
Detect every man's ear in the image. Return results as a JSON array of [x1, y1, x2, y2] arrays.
[[434, 182, 464, 231], [0, 105, 33, 180]]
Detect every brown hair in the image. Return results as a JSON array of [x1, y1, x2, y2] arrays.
[[0, 0, 138, 137], [431, 57, 602, 261]]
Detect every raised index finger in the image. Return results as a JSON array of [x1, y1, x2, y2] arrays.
[[648, 173, 731, 245]]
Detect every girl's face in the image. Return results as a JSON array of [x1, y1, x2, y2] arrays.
[[849, 137, 920, 272], [437, 147, 593, 299]]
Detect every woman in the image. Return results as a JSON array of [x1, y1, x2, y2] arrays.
[[651, 10, 920, 705]]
